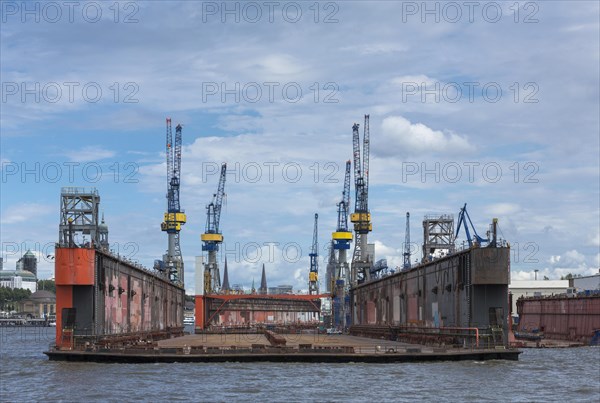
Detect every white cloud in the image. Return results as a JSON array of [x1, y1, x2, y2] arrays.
[[519, 248, 598, 281], [64, 146, 116, 163], [589, 231, 600, 247], [1, 203, 54, 225], [488, 203, 521, 216], [562, 249, 587, 266], [391, 74, 436, 87], [375, 115, 475, 157], [548, 255, 561, 264], [242, 54, 309, 80], [342, 43, 408, 55]]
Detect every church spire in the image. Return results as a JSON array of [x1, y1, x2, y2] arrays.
[[259, 263, 268, 295], [221, 257, 230, 293]]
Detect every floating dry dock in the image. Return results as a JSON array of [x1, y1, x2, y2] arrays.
[[45, 333, 520, 363]]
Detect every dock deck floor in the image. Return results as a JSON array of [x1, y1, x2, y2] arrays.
[[45, 333, 521, 363], [159, 333, 422, 351]]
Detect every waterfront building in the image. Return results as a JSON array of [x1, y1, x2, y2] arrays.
[[17, 290, 56, 319]]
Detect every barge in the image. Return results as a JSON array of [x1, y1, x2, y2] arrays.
[[516, 292, 600, 345]]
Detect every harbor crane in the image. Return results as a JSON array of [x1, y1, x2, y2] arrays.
[[350, 115, 372, 285], [331, 160, 352, 326], [455, 203, 498, 248], [159, 118, 186, 285], [332, 160, 353, 280], [308, 213, 319, 295], [403, 212, 411, 270], [202, 163, 227, 294]]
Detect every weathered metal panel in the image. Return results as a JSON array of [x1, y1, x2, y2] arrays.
[[55, 247, 184, 346], [55, 248, 95, 285], [471, 248, 509, 285], [517, 294, 600, 343], [352, 247, 510, 341]]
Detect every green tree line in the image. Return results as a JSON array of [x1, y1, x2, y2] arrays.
[[0, 287, 31, 311], [37, 280, 56, 293]]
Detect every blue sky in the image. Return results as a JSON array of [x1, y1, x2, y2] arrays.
[[1, 1, 599, 294]]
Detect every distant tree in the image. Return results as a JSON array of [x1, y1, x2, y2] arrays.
[[561, 273, 574, 280], [0, 286, 31, 310], [37, 280, 56, 294]]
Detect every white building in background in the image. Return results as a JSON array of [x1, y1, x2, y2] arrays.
[[509, 280, 569, 317], [0, 270, 38, 293], [571, 273, 600, 291], [0, 250, 39, 293]]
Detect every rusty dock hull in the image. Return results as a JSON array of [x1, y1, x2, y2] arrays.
[[350, 247, 511, 347], [54, 247, 185, 349], [517, 293, 600, 345]]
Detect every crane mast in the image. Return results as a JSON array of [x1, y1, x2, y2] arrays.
[[308, 213, 319, 295], [331, 160, 352, 328], [403, 212, 411, 270], [201, 163, 227, 294], [333, 161, 352, 265], [160, 118, 186, 285], [350, 115, 372, 285]]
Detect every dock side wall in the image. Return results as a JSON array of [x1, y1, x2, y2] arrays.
[[351, 247, 510, 339], [517, 295, 600, 343], [55, 247, 184, 348]]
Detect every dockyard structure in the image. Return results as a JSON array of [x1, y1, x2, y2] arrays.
[[54, 187, 184, 349], [517, 293, 600, 345], [351, 245, 511, 347], [47, 115, 518, 355], [195, 260, 324, 330]]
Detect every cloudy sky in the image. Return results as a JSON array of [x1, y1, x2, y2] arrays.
[[1, 1, 598, 293]]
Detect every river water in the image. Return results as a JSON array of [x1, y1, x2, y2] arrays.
[[1, 326, 598, 402]]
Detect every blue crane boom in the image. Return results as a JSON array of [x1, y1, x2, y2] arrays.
[[201, 163, 227, 294], [334, 160, 352, 239], [455, 203, 488, 247], [204, 163, 227, 242]]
